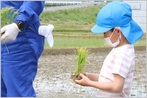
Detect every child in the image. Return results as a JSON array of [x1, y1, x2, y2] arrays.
[[75, 1, 143, 97]]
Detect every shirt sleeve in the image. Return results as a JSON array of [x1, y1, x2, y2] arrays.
[[111, 53, 134, 79], [14, 1, 45, 27]]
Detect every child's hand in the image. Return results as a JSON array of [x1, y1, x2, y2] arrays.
[[74, 73, 91, 86]]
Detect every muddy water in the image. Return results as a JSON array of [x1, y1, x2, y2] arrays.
[[34, 50, 146, 97]]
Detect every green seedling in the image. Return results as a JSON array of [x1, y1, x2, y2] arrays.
[[71, 47, 88, 80], [1, 7, 18, 35]]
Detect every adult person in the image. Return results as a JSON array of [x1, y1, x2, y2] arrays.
[[1, 1, 45, 97]]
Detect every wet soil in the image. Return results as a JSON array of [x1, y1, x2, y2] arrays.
[[34, 48, 146, 97]]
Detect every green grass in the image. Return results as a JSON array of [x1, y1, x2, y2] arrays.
[[40, 5, 102, 30], [40, 6, 100, 25], [44, 37, 105, 49]]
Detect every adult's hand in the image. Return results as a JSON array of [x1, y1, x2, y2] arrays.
[[1, 23, 20, 43]]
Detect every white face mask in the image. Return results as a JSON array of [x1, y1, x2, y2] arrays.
[[104, 29, 121, 47]]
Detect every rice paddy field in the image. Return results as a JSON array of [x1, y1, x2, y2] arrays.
[[34, 48, 146, 97]]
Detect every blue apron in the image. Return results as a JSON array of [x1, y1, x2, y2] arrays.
[[1, 1, 45, 97]]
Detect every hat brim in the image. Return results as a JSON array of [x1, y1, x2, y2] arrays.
[[121, 20, 144, 44], [91, 24, 112, 34]]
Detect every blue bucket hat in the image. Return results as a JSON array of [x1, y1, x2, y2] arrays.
[[91, 1, 144, 44]]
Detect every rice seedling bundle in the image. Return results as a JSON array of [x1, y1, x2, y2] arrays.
[[71, 47, 88, 80], [1, 7, 18, 27]]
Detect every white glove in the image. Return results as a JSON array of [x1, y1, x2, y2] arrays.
[[39, 24, 54, 47], [1, 23, 20, 43]]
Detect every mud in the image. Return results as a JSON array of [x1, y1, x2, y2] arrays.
[[34, 48, 146, 97]]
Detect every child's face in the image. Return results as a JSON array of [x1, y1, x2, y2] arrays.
[[103, 28, 120, 44]]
